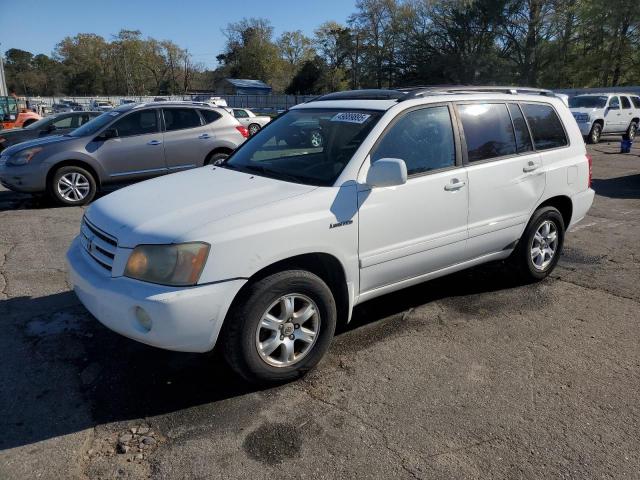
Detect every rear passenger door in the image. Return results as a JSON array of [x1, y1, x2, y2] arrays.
[[604, 96, 623, 132], [621, 96, 634, 129], [162, 108, 215, 172], [457, 102, 545, 259]]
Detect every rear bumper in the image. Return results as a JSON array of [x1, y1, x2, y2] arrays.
[[569, 188, 595, 229], [66, 237, 246, 352]]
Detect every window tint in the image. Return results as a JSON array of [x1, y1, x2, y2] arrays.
[[609, 97, 620, 109], [200, 109, 221, 124], [113, 110, 159, 137], [52, 116, 74, 129], [459, 103, 516, 162], [508, 104, 533, 153], [163, 108, 202, 131], [631, 97, 640, 108], [521, 103, 568, 150], [372, 106, 455, 175], [234, 109, 249, 118], [79, 114, 93, 125], [621, 96, 631, 109]]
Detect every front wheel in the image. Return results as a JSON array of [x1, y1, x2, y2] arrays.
[[221, 270, 337, 384], [587, 123, 602, 144], [49, 165, 97, 206], [509, 206, 565, 282]]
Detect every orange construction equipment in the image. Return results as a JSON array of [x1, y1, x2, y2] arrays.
[[0, 96, 41, 130]]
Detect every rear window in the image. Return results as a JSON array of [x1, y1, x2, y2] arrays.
[[200, 109, 221, 124], [621, 96, 632, 109], [458, 103, 516, 162], [521, 103, 568, 150]]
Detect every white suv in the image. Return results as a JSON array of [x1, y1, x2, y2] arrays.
[[66, 87, 595, 383], [569, 93, 640, 144]]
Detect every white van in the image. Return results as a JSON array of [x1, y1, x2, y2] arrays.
[[67, 87, 595, 383]]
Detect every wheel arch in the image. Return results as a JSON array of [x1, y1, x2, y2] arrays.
[[228, 252, 350, 327], [535, 195, 573, 228], [46, 160, 101, 190], [205, 146, 234, 164]]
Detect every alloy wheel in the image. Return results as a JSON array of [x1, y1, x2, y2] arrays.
[[57, 172, 90, 202], [530, 220, 558, 271], [255, 293, 320, 367]]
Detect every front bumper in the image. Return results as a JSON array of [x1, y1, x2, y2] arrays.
[[66, 237, 246, 353], [576, 121, 592, 136], [0, 160, 48, 193]]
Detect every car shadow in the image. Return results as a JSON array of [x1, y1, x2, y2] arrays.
[[0, 188, 115, 212], [592, 173, 640, 199], [0, 260, 525, 451]]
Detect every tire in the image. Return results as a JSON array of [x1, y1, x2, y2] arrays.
[[509, 206, 565, 282], [49, 165, 97, 206], [221, 270, 337, 384], [248, 123, 261, 136], [586, 123, 602, 144], [206, 152, 229, 166], [623, 122, 637, 141]]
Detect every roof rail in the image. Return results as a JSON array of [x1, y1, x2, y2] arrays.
[[397, 85, 555, 100], [308, 89, 408, 102]]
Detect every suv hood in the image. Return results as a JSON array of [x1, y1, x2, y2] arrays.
[[1, 134, 71, 156], [86, 166, 317, 248]]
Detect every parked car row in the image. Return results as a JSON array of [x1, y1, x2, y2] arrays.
[[0, 102, 252, 205], [569, 92, 640, 144]]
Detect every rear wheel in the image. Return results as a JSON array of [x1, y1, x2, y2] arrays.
[[221, 270, 337, 384], [587, 123, 602, 144], [623, 121, 637, 141], [248, 123, 261, 136], [509, 206, 565, 282], [49, 165, 97, 206], [206, 152, 229, 166]]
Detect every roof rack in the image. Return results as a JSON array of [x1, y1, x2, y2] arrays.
[[308, 89, 407, 102], [396, 85, 555, 100]]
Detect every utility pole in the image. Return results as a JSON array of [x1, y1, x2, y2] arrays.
[[0, 43, 8, 96]]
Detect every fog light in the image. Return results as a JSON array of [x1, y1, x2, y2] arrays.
[[135, 306, 152, 332]]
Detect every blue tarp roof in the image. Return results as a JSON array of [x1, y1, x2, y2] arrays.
[[225, 79, 272, 90]]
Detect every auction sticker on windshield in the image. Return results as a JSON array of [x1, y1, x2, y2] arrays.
[[331, 112, 371, 124]]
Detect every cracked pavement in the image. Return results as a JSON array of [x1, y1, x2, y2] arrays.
[[1, 142, 639, 479]]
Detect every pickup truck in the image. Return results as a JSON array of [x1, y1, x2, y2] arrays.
[[569, 93, 640, 144]]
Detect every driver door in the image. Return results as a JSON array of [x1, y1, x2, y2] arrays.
[[358, 104, 469, 294]]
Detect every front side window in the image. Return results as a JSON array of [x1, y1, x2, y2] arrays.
[[163, 108, 202, 131], [631, 97, 640, 108], [112, 110, 159, 137], [621, 96, 631, 109], [223, 108, 382, 186], [372, 106, 455, 175], [459, 103, 516, 162], [609, 97, 620, 109], [508, 104, 533, 153], [521, 103, 568, 150], [52, 116, 74, 129]]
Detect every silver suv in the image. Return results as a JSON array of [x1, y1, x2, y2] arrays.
[[0, 102, 249, 205]]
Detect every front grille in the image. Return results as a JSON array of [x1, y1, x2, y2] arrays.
[[80, 217, 118, 271], [572, 112, 589, 123]]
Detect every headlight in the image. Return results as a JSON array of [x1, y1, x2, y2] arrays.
[[124, 242, 210, 286], [6, 147, 43, 166]]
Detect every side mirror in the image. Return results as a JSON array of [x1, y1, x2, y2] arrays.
[[366, 158, 408, 188], [98, 128, 118, 141]]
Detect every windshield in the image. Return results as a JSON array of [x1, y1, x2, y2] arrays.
[[223, 109, 382, 186], [68, 111, 120, 137], [569, 96, 607, 108]]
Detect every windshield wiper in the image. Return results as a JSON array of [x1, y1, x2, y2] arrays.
[[242, 164, 310, 184]]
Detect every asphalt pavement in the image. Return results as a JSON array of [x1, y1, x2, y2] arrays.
[[0, 141, 638, 479]]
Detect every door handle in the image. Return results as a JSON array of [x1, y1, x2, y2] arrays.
[[444, 179, 466, 191], [147, 140, 162, 146], [198, 133, 211, 139], [523, 161, 540, 173]]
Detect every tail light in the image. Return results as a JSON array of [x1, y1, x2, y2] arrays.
[[235, 126, 250, 138], [586, 153, 593, 188]]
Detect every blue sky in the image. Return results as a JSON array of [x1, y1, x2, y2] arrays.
[[0, 0, 357, 68]]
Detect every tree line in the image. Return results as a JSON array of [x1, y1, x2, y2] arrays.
[[5, 0, 639, 97]]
